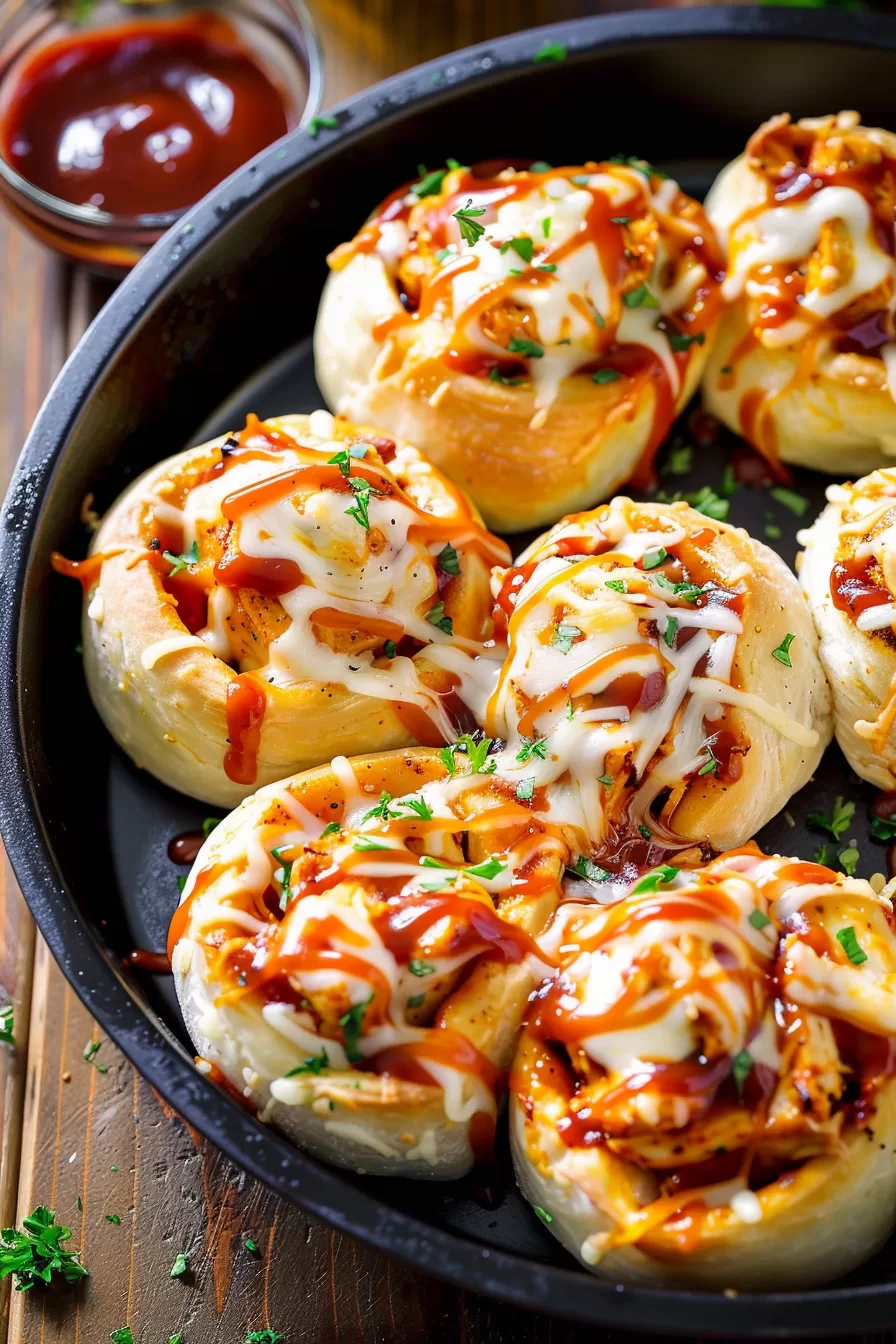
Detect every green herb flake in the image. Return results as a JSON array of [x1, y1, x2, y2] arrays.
[[632, 865, 679, 894], [363, 791, 394, 823], [244, 1238, 260, 1257], [426, 601, 453, 635], [454, 733, 497, 774], [662, 445, 693, 476], [517, 738, 549, 763], [732, 1049, 753, 1099], [466, 857, 506, 881], [698, 743, 719, 777], [622, 283, 659, 310], [772, 633, 795, 667], [453, 199, 487, 246], [83, 1039, 108, 1073], [610, 215, 630, 225], [598, 775, 614, 787], [668, 330, 706, 353], [409, 960, 435, 977], [285, 1049, 329, 1078], [0, 1206, 89, 1291], [573, 856, 610, 883], [534, 1206, 553, 1223], [641, 547, 667, 571], [685, 486, 728, 522], [871, 815, 896, 842], [110, 1332, 134, 1344], [106, 1215, 121, 1225], [170, 1253, 188, 1279], [339, 994, 374, 1063], [489, 367, 525, 387], [770, 486, 809, 516], [201, 817, 221, 838], [439, 745, 457, 775], [592, 368, 621, 384], [168, 1336, 184, 1344], [530, 160, 552, 173], [837, 925, 867, 965], [541, 216, 551, 238], [507, 337, 544, 359], [764, 522, 782, 540], [638, 823, 652, 842], [814, 843, 833, 866], [516, 776, 535, 803], [435, 247, 454, 263], [663, 616, 678, 649], [437, 543, 460, 576], [838, 844, 860, 878], [533, 40, 566, 62], [807, 796, 855, 842], [308, 115, 338, 138], [537, 264, 557, 273], [407, 993, 426, 1009], [352, 836, 389, 852], [244, 1332, 284, 1344], [0, 1005, 14, 1046], [163, 540, 199, 575], [500, 236, 534, 264], [552, 621, 582, 654], [383, 638, 397, 659], [412, 166, 449, 198], [321, 821, 341, 838]]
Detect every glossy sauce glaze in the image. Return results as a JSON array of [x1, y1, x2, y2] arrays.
[[825, 472, 896, 642], [0, 12, 293, 216]]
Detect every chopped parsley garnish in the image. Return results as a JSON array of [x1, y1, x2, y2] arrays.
[[771, 633, 795, 667], [383, 638, 397, 659], [552, 621, 582, 653], [363, 791, 394, 822], [748, 909, 772, 931], [398, 796, 433, 821], [720, 464, 738, 498], [838, 844, 859, 877], [344, 475, 383, 531], [321, 821, 341, 838], [608, 154, 668, 180], [437, 543, 460, 576], [285, 1049, 329, 1077], [871, 815, 896, 842], [454, 733, 497, 774], [598, 775, 614, 787], [698, 743, 719, 777], [409, 960, 435, 977], [610, 215, 630, 225], [641, 547, 667, 570], [814, 842, 833, 866], [500, 236, 534, 264], [327, 448, 353, 477], [426, 601, 453, 635], [244, 1332, 284, 1344], [662, 616, 678, 649], [622, 283, 659, 310], [732, 1049, 753, 1099], [573, 856, 610, 882], [105, 1214, 121, 1225], [541, 216, 551, 238], [807, 797, 855, 842], [770, 486, 809, 517], [412, 164, 453, 198], [0, 1206, 89, 1291], [163, 540, 199, 575], [308, 114, 338, 137], [516, 776, 535, 802], [764, 522, 782, 541], [685, 486, 728, 522], [651, 574, 703, 604], [592, 369, 621, 384], [244, 1238, 260, 1256], [534, 1206, 553, 1224], [0, 1005, 13, 1046], [169, 1336, 184, 1344], [202, 817, 221, 838], [516, 738, 548, 763], [837, 925, 868, 965], [466, 857, 506, 881], [407, 993, 426, 1009], [638, 823, 652, 842], [353, 836, 389, 851], [489, 367, 525, 387], [170, 1253, 189, 1279], [418, 871, 459, 892], [632, 865, 679, 894], [453, 199, 486, 246], [438, 745, 457, 775], [110, 1332, 134, 1344], [668, 330, 706, 352], [538, 264, 557, 273], [605, 578, 627, 594], [339, 994, 374, 1062], [83, 1039, 108, 1073], [533, 40, 566, 62], [592, 309, 605, 328], [530, 160, 552, 173], [507, 337, 544, 359], [567, 695, 575, 720]]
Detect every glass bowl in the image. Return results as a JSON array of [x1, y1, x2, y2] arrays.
[[0, 0, 322, 272]]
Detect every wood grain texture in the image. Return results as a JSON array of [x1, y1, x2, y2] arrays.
[[0, 3, 884, 1343]]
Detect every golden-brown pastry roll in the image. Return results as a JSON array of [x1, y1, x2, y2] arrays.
[[315, 160, 724, 531], [703, 111, 896, 474], [53, 411, 509, 807], [512, 848, 896, 1289], [169, 747, 566, 1178], [800, 467, 896, 787], [482, 497, 831, 866]]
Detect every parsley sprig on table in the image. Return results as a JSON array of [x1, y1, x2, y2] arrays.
[[806, 796, 855, 842], [0, 1206, 88, 1291]]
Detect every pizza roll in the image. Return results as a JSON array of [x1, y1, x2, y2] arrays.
[[170, 747, 566, 1178], [483, 497, 831, 869], [703, 111, 896, 474], [512, 848, 896, 1289], [53, 411, 509, 807], [315, 159, 724, 531], [800, 466, 896, 787]]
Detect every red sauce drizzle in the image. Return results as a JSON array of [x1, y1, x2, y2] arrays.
[[223, 673, 267, 784]]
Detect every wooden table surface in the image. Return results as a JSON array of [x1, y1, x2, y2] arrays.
[[0, 2, 886, 1342]]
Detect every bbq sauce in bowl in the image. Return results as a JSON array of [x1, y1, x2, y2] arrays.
[[1, 11, 291, 216]]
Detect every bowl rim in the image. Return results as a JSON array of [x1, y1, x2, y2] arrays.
[[0, 0, 325, 232], [5, 6, 896, 1334]]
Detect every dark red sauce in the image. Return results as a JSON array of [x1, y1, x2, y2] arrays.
[[831, 556, 891, 618], [168, 830, 206, 866], [128, 948, 172, 974], [0, 12, 293, 216], [224, 672, 267, 785]]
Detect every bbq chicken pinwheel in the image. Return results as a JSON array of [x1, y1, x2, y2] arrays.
[[54, 411, 509, 808], [483, 498, 831, 869], [170, 747, 569, 1177], [800, 467, 896, 787], [512, 849, 896, 1290], [315, 159, 725, 531], [703, 111, 896, 474]]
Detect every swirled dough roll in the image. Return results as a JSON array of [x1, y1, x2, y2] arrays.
[[800, 467, 896, 787], [703, 111, 896, 474], [54, 411, 509, 807], [511, 848, 896, 1289], [315, 159, 724, 531], [170, 747, 569, 1178]]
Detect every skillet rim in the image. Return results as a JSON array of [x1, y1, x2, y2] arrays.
[[5, 7, 896, 1334]]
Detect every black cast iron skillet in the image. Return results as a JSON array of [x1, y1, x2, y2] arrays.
[[5, 7, 896, 1335]]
